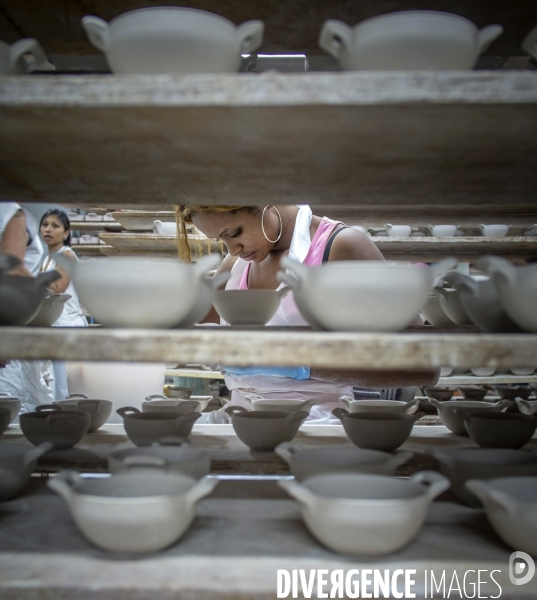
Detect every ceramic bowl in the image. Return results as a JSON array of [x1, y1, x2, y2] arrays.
[[477, 256, 537, 333], [279, 471, 449, 554], [152, 220, 177, 235], [339, 397, 419, 415], [318, 11, 502, 71], [433, 448, 537, 507], [225, 406, 308, 452], [495, 385, 532, 401], [142, 399, 202, 414], [0, 393, 21, 423], [117, 407, 201, 447], [0, 407, 11, 437], [55, 396, 112, 433], [470, 367, 497, 377], [275, 443, 413, 481], [421, 294, 456, 327], [55, 253, 221, 328], [19, 405, 91, 449], [479, 224, 510, 237], [384, 224, 412, 237], [434, 288, 473, 326], [510, 367, 535, 376], [429, 399, 510, 436], [516, 400, 537, 416], [0, 442, 52, 501], [27, 293, 71, 327], [48, 469, 218, 553], [0, 38, 54, 74], [175, 271, 230, 327], [82, 8, 263, 74], [332, 409, 423, 452], [278, 256, 455, 332], [427, 224, 458, 237], [422, 387, 454, 401], [440, 367, 454, 377], [457, 386, 488, 400], [213, 287, 290, 326], [458, 411, 537, 449], [0, 263, 61, 326], [245, 395, 315, 413], [108, 443, 210, 480], [163, 387, 193, 399], [466, 477, 537, 555]]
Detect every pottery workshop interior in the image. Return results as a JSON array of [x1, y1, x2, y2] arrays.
[[1, 0, 537, 598]]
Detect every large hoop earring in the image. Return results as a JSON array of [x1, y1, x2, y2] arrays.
[[261, 205, 282, 244]]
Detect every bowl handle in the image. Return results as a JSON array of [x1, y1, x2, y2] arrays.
[[522, 25, 537, 59], [284, 410, 309, 429], [318, 20, 352, 60], [47, 470, 80, 504], [410, 471, 450, 500], [184, 476, 219, 507], [386, 450, 414, 470], [23, 441, 54, 468], [244, 394, 264, 403], [339, 396, 353, 409], [274, 441, 301, 463], [81, 16, 110, 52], [193, 253, 221, 280], [122, 455, 168, 470], [116, 406, 140, 418], [278, 285, 291, 300], [225, 406, 248, 417], [278, 479, 316, 509], [211, 271, 230, 291], [403, 399, 420, 415], [465, 479, 517, 516], [35, 404, 61, 413], [477, 25, 503, 54], [408, 411, 425, 423], [66, 393, 88, 399], [428, 257, 457, 283], [428, 398, 441, 410], [516, 399, 537, 415], [144, 394, 168, 402], [236, 20, 264, 54], [9, 38, 54, 73], [331, 407, 349, 421], [276, 271, 301, 292]]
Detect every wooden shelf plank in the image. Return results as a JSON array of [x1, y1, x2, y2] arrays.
[[98, 233, 219, 253], [110, 210, 175, 231], [1, 72, 537, 207], [438, 374, 537, 385], [1, 327, 536, 369], [70, 221, 122, 231], [72, 244, 108, 256]]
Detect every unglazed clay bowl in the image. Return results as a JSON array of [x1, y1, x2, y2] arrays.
[[494, 385, 532, 401], [245, 395, 315, 413], [0, 407, 11, 437], [81, 8, 264, 74], [458, 411, 537, 449], [275, 443, 413, 481], [423, 387, 454, 401], [332, 409, 424, 452], [279, 471, 449, 554], [55, 253, 221, 328], [433, 448, 537, 507], [55, 396, 112, 433], [0, 394, 21, 423], [19, 405, 91, 449], [117, 407, 201, 446], [142, 399, 203, 414], [278, 256, 455, 332], [108, 443, 210, 479], [213, 287, 290, 326], [0, 442, 53, 501], [430, 399, 510, 436], [48, 469, 218, 553], [466, 477, 537, 555], [339, 397, 419, 415], [457, 386, 488, 400], [225, 406, 308, 452]]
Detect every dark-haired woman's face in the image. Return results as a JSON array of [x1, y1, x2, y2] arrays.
[[40, 215, 67, 248]]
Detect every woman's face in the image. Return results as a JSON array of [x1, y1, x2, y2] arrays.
[[40, 215, 67, 247], [192, 209, 273, 262]]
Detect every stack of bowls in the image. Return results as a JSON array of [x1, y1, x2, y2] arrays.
[[430, 399, 510, 436]]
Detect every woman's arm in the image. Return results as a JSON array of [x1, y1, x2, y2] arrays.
[[1, 210, 33, 277], [201, 252, 237, 324], [46, 250, 76, 293]]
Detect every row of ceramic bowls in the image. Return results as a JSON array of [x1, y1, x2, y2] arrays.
[[6, 7, 537, 75], [2, 438, 537, 556], [369, 224, 534, 237]]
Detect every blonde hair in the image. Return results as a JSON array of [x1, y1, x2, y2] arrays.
[[174, 205, 256, 262]]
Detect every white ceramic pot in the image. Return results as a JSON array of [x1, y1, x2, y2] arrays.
[[479, 224, 510, 237], [0, 38, 54, 74], [278, 257, 455, 332], [48, 469, 218, 553], [466, 477, 537, 555], [427, 224, 458, 237], [279, 471, 449, 554], [430, 399, 510, 436], [319, 11, 502, 71], [477, 256, 537, 333], [470, 367, 496, 377], [384, 224, 412, 237], [56, 253, 221, 328], [339, 397, 419, 415], [82, 8, 264, 74], [0, 442, 52, 501], [434, 448, 537, 507], [275, 443, 413, 481], [153, 220, 177, 235], [213, 287, 290, 326], [511, 366, 535, 376]]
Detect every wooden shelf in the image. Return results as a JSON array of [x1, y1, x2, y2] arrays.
[[1, 327, 536, 369], [98, 233, 220, 254], [438, 374, 537, 385], [72, 244, 108, 257], [70, 221, 122, 232], [166, 368, 224, 380], [110, 210, 175, 231], [1, 72, 537, 207]]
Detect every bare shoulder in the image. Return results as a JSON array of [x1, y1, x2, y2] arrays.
[[329, 227, 384, 261], [60, 249, 78, 262]]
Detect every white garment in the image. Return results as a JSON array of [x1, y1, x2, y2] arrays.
[[41, 246, 88, 399], [0, 203, 54, 410], [199, 205, 352, 424]]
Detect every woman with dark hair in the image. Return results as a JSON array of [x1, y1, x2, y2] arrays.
[[39, 209, 87, 398]]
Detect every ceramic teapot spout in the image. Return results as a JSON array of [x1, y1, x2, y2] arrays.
[[477, 25, 503, 53], [81, 16, 110, 52], [47, 469, 81, 504], [278, 478, 317, 509], [465, 479, 517, 516]]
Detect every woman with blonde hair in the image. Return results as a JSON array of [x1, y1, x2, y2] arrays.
[[176, 204, 438, 422]]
